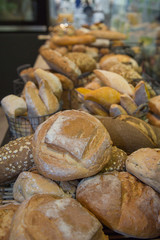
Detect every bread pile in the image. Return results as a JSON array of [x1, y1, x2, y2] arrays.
[[0, 109, 160, 239]]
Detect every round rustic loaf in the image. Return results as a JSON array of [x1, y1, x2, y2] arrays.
[[76, 171, 160, 239], [9, 194, 107, 240], [32, 110, 112, 181]]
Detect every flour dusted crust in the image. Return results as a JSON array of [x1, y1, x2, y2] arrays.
[[9, 194, 106, 240], [32, 110, 112, 181], [76, 171, 160, 239]]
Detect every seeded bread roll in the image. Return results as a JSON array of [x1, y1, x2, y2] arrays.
[[126, 148, 160, 193], [13, 171, 66, 202], [32, 110, 112, 181], [0, 135, 34, 185], [9, 194, 107, 240], [76, 171, 160, 239], [0, 203, 19, 240]]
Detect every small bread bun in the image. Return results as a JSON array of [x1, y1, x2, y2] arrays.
[[1, 94, 27, 117], [76, 171, 160, 239], [90, 39, 110, 47], [13, 171, 66, 202], [0, 135, 34, 185], [0, 203, 19, 240], [126, 148, 160, 193], [32, 110, 112, 181], [9, 194, 107, 240]]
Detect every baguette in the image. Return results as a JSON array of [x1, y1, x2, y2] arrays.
[[89, 30, 126, 40]]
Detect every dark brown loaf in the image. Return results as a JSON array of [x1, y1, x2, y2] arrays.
[[0, 203, 19, 240], [76, 171, 160, 239], [13, 171, 66, 202], [0, 135, 34, 184], [126, 148, 160, 193], [9, 194, 107, 240], [32, 110, 112, 181]]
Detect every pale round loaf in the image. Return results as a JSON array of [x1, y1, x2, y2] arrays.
[[126, 148, 160, 193], [13, 171, 66, 202], [76, 171, 160, 239], [9, 194, 106, 240], [32, 110, 112, 181]]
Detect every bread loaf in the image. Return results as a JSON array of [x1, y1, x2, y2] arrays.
[[0, 135, 34, 184], [0, 203, 19, 240], [147, 112, 160, 127], [9, 194, 107, 240], [51, 34, 96, 46], [32, 110, 112, 181], [89, 30, 126, 40], [20, 67, 37, 84], [39, 79, 60, 114], [13, 171, 66, 202], [126, 148, 160, 193], [1, 95, 27, 117], [94, 70, 134, 96], [120, 94, 137, 115], [76, 171, 160, 239], [54, 73, 74, 90], [25, 81, 48, 117], [39, 47, 81, 80], [34, 68, 62, 99], [149, 95, 160, 116]]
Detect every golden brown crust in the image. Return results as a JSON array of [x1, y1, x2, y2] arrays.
[[76, 171, 160, 239], [149, 96, 160, 116], [10, 194, 106, 240], [51, 34, 96, 46], [54, 73, 74, 90], [147, 112, 160, 127], [0, 203, 19, 240], [39, 48, 81, 80], [20, 67, 37, 84], [89, 30, 126, 40], [32, 110, 112, 181]]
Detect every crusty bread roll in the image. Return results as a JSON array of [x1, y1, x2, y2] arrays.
[[51, 34, 96, 46], [34, 68, 62, 99], [76, 171, 160, 239], [39, 79, 60, 114], [25, 81, 48, 117], [39, 47, 81, 80], [0, 135, 34, 185], [126, 148, 160, 193], [13, 171, 66, 202], [0, 203, 19, 240], [90, 38, 110, 47], [9, 194, 107, 240], [89, 30, 126, 40], [65, 52, 96, 73], [54, 73, 74, 90], [32, 110, 112, 181], [1, 95, 27, 117], [149, 95, 160, 116], [94, 70, 134, 96]]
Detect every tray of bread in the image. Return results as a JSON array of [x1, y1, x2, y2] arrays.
[[1, 21, 160, 240]]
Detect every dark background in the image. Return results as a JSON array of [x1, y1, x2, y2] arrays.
[[0, 32, 45, 101]]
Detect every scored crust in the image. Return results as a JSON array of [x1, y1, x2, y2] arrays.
[[32, 110, 112, 181]]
